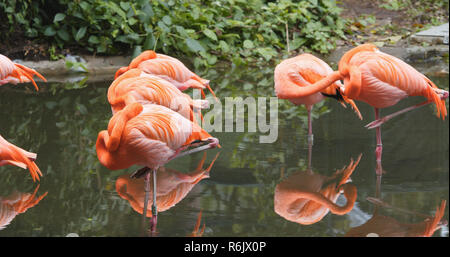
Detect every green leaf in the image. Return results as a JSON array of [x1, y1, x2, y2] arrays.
[[132, 45, 142, 59], [157, 21, 170, 33], [243, 83, 253, 90], [256, 47, 277, 61], [290, 38, 307, 51], [44, 26, 56, 36], [162, 15, 172, 25], [120, 1, 131, 10], [219, 40, 230, 52], [75, 27, 87, 41], [243, 40, 254, 49], [88, 35, 100, 44], [57, 29, 70, 41], [128, 17, 138, 26], [186, 38, 205, 53], [143, 34, 156, 50], [76, 103, 88, 115], [203, 29, 218, 41], [45, 101, 58, 110], [53, 13, 66, 23]]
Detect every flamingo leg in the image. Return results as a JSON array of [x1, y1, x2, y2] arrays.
[[143, 170, 151, 220], [307, 105, 314, 146], [365, 101, 431, 129], [374, 108, 383, 164], [170, 139, 219, 160], [366, 90, 449, 129], [150, 168, 158, 233], [307, 133, 313, 172]]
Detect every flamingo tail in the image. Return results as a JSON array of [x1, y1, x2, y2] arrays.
[[5, 144, 42, 182], [423, 78, 448, 120]]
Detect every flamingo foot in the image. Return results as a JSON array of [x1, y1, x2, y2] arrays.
[[365, 117, 390, 129]]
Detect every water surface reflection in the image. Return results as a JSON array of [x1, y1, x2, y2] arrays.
[[0, 66, 447, 237]]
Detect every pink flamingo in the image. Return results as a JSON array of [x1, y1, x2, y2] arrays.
[[107, 68, 209, 123], [96, 102, 219, 231], [114, 50, 217, 100], [274, 53, 362, 144], [293, 44, 448, 166]]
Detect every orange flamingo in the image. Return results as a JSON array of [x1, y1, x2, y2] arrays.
[[274, 53, 362, 143], [96, 102, 219, 230], [107, 69, 209, 123], [0, 135, 42, 182], [114, 50, 216, 100], [0, 54, 47, 91], [297, 44, 448, 164], [0, 185, 48, 230], [274, 154, 361, 225]]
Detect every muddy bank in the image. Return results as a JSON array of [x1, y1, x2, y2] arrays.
[[12, 44, 449, 84]]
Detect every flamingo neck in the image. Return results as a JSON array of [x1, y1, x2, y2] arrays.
[[289, 71, 343, 99]]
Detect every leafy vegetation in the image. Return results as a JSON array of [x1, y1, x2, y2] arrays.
[[1, 0, 347, 68]]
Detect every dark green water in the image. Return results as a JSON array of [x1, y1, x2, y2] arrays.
[[0, 69, 448, 237]]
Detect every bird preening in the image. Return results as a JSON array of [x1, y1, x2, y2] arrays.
[[96, 50, 220, 232], [1, 39, 448, 237], [274, 43, 449, 168]]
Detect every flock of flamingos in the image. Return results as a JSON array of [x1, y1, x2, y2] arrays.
[[0, 42, 448, 236]]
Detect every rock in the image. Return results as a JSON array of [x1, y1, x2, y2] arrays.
[[410, 23, 449, 45]]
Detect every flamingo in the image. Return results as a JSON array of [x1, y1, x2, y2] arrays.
[[274, 154, 361, 225], [0, 54, 47, 91], [274, 53, 362, 144], [0, 135, 42, 182], [107, 69, 209, 123], [114, 50, 217, 100], [96, 102, 220, 231], [299, 44, 448, 164], [0, 185, 48, 230]]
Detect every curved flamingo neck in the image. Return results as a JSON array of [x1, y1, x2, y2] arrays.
[[293, 184, 357, 215], [287, 71, 343, 99], [96, 131, 116, 169]]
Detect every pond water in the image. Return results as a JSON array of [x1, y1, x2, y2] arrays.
[[0, 66, 448, 237]]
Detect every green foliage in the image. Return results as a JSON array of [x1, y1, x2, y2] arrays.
[[1, 0, 346, 67]]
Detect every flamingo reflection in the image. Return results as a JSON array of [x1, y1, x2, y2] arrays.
[[0, 185, 47, 230], [274, 154, 361, 225], [115, 152, 219, 233], [188, 210, 206, 237], [345, 164, 447, 237]]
